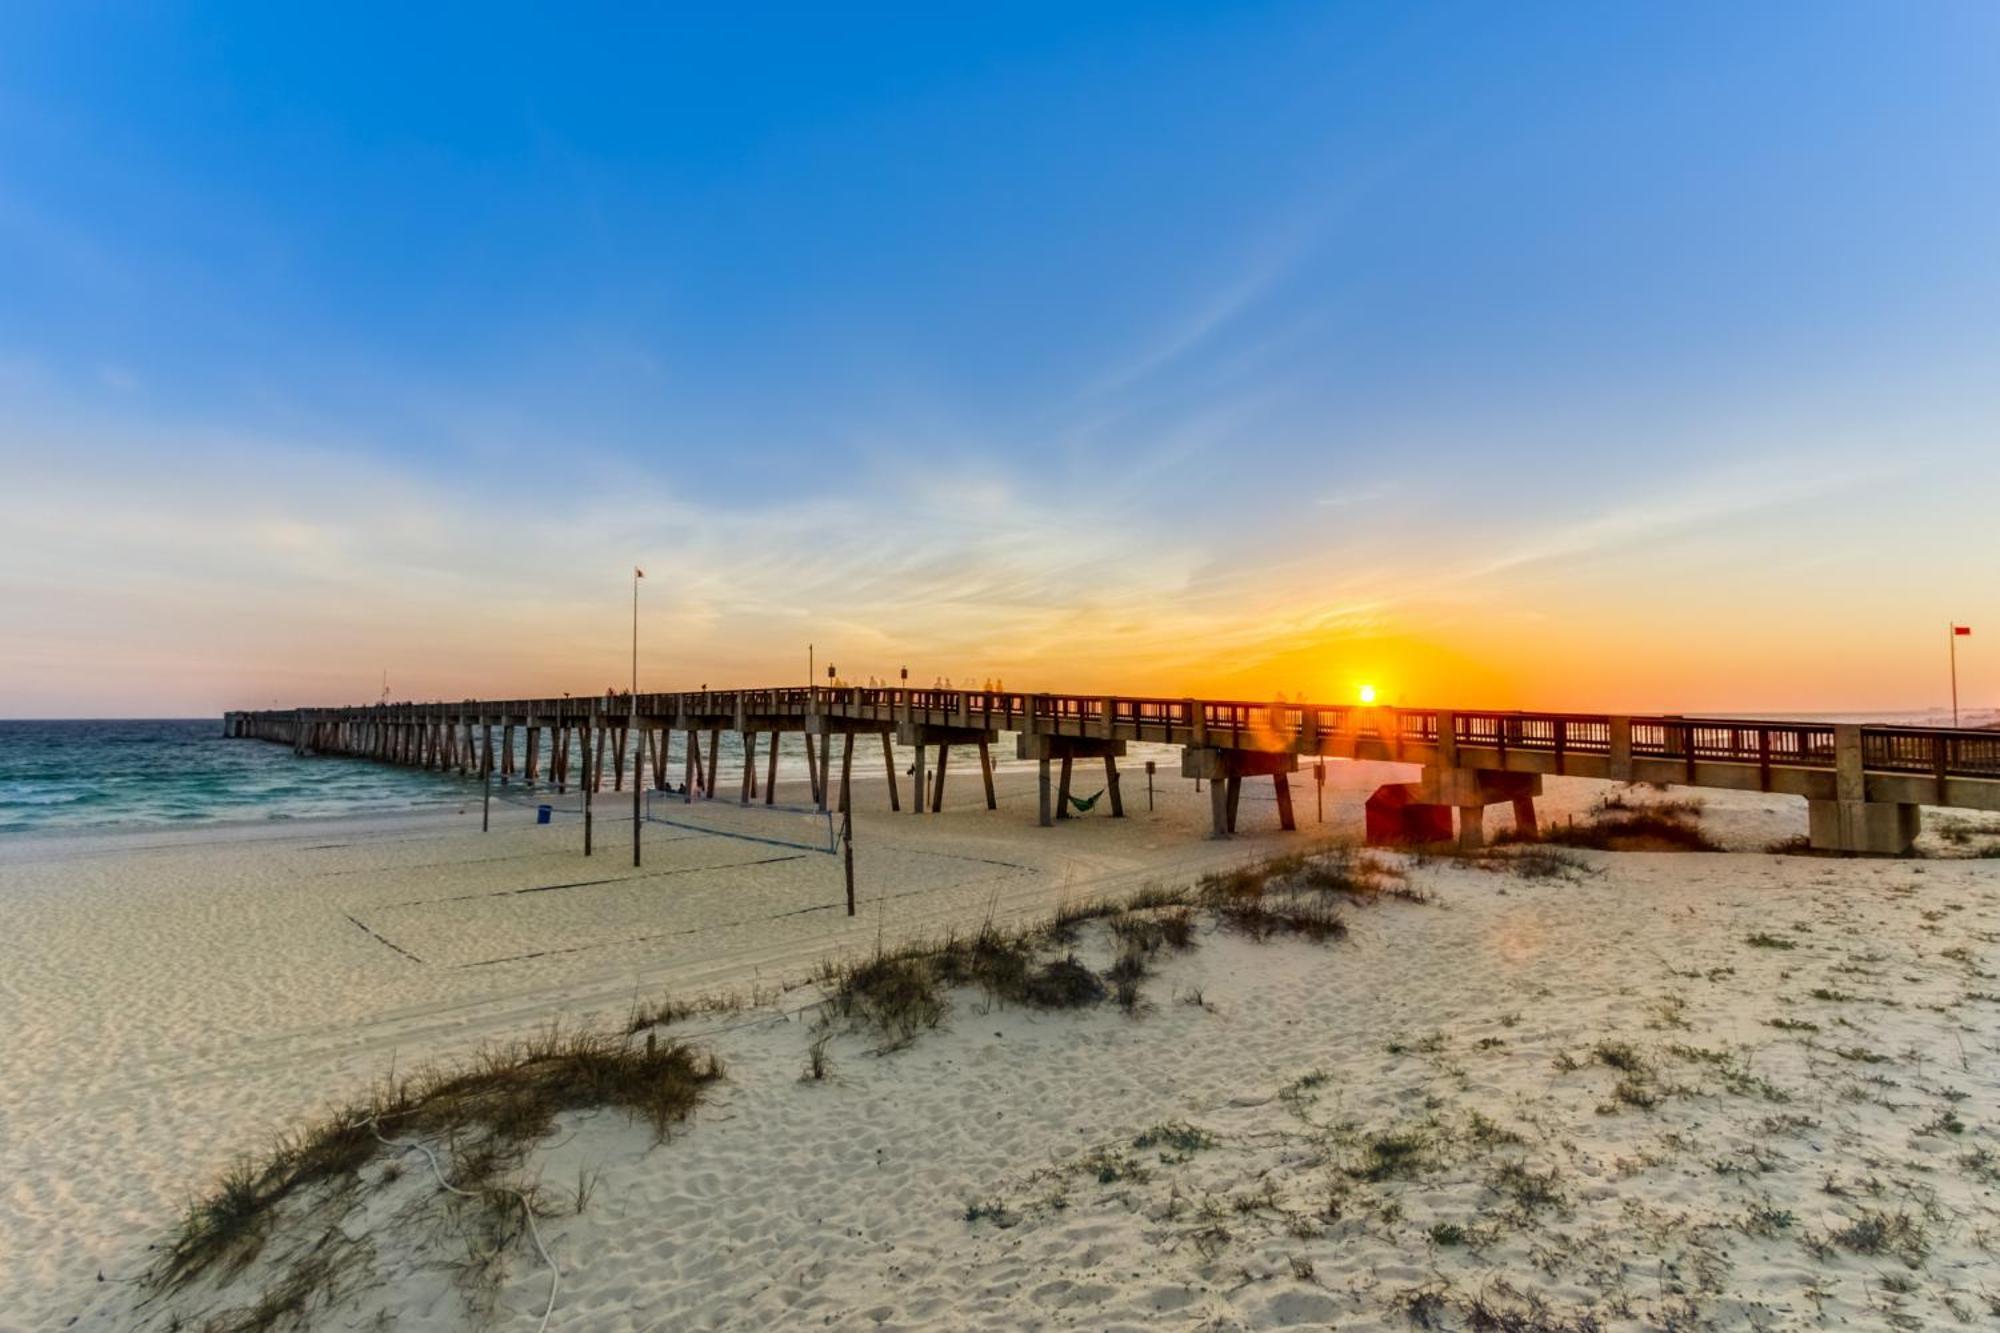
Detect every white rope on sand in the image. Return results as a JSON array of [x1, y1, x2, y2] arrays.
[[367, 1118, 561, 1333]]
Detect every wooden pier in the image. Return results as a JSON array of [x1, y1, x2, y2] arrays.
[[226, 688, 2000, 855]]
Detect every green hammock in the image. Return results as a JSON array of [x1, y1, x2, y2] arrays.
[[1066, 788, 1106, 814]]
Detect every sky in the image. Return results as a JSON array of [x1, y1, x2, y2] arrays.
[[2, 2, 1998, 718]]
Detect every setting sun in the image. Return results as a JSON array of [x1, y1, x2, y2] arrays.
[[1358, 684, 1377, 705]]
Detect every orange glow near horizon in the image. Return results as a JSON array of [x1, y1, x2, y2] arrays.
[[1358, 683, 1377, 705]]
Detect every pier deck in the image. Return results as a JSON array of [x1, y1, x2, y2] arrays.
[[228, 688, 2000, 855]]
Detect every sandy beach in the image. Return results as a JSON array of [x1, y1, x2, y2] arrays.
[[6, 761, 1998, 1329]]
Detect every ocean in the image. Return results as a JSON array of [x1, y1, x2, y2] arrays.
[[0, 719, 1087, 837], [0, 719, 501, 836]]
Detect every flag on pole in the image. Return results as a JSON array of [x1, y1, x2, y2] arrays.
[[635, 567, 645, 579], [1955, 625, 1972, 636]]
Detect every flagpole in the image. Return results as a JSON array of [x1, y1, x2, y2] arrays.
[[1951, 622, 1959, 729]]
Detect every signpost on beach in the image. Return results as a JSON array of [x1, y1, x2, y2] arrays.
[[842, 810, 855, 916]]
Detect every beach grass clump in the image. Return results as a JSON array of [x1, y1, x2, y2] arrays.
[[1215, 894, 1349, 942], [1133, 1120, 1217, 1159], [624, 985, 770, 1034], [818, 945, 952, 1048], [1826, 1206, 1930, 1267], [820, 905, 1201, 1045], [1413, 842, 1595, 882], [1191, 846, 1423, 943], [1592, 1040, 1650, 1077], [158, 1025, 721, 1292], [1351, 1128, 1431, 1182], [1485, 1160, 1567, 1216], [1501, 789, 1720, 852]]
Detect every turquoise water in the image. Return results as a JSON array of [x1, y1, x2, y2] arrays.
[[0, 719, 1198, 836], [0, 721, 862, 836], [0, 719, 485, 835]]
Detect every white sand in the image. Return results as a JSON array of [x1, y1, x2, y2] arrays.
[[7, 760, 1999, 1330]]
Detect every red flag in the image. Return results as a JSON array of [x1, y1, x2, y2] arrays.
[[1955, 625, 1972, 636]]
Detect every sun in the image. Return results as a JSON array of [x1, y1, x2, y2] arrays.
[[1358, 683, 1377, 705]]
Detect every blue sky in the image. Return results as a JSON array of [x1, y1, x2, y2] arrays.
[[3, 3, 1998, 715]]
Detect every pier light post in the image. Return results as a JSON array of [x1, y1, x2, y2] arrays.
[[632, 567, 643, 697]]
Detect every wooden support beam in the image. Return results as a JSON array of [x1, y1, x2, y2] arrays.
[[1105, 755, 1124, 817], [1039, 757, 1052, 827], [912, 742, 927, 815], [740, 731, 757, 804], [932, 743, 950, 811], [839, 732, 854, 814], [1273, 771, 1295, 831], [881, 733, 901, 812], [1225, 775, 1243, 834], [1056, 755, 1073, 820], [526, 726, 540, 782], [612, 725, 628, 792], [684, 728, 699, 804], [978, 738, 997, 810], [765, 729, 780, 805], [705, 729, 720, 800], [818, 727, 833, 813], [805, 729, 822, 805]]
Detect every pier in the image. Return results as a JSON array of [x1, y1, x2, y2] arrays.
[[226, 689, 2000, 855]]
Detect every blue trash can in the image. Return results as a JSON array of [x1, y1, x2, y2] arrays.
[[536, 804, 553, 825]]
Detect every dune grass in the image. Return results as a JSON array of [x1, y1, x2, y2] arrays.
[[157, 1026, 722, 1294], [1500, 789, 1721, 853]]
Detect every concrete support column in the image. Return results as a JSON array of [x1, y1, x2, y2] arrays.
[[1607, 716, 1633, 782], [1456, 802, 1485, 850], [1807, 724, 1921, 854]]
